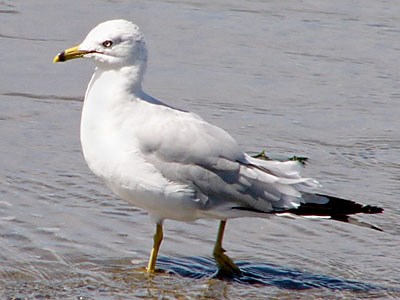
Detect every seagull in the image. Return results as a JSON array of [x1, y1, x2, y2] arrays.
[[54, 19, 383, 277]]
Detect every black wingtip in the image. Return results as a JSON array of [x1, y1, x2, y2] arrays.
[[331, 215, 384, 232], [296, 193, 384, 216], [371, 224, 384, 232], [362, 205, 384, 214]]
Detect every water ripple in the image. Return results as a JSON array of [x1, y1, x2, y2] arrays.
[[157, 256, 387, 291]]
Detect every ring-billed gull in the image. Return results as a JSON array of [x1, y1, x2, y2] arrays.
[[54, 19, 383, 277]]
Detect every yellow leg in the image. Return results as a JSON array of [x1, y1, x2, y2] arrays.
[[147, 223, 163, 274], [213, 220, 242, 277]]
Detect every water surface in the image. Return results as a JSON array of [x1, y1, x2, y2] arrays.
[[1, 0, 399, 299]]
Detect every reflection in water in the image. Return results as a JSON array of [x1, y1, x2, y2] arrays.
[[156, 256, 380, 291], [1, 255, 397, 299]]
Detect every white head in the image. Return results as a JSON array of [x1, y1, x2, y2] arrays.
[[54, 19, 148, 70]]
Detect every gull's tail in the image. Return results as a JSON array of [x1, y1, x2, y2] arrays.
[[278, 193, 384, 231]]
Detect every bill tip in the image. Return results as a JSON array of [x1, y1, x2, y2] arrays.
[[53, 51, 65, 63]]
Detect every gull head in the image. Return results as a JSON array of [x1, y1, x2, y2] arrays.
[[54, 19, 147, 69]]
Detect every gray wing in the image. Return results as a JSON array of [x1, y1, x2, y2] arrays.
[[136, 109, 317, 214]]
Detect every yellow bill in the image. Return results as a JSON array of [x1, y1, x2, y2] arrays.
[[53, 45, 88, 63]]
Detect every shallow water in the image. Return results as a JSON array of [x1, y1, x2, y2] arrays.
[[1, 0, 399, 299]]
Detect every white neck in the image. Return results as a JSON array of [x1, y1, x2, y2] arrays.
[[80, 64, 143, 177], [90, 62, 146, 98]]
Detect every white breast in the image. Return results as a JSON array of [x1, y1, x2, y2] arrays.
[[80, 69, 201, 223]]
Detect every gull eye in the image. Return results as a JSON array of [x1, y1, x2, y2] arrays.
[[102, 40, 113, 48]]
